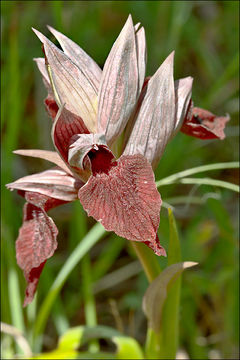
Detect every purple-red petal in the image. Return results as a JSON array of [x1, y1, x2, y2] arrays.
[[78, 154, 165, 255], [23, 261, 47, 307], [45, 96, 59, 120], [181, 106, 230, 140], [16, 192, 66, 306], [52, 107, 89, 163], [44, 96, 89, 164], [7, 167, 81, 202]]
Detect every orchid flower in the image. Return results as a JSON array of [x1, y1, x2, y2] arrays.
[[6, 15, 228, 306]]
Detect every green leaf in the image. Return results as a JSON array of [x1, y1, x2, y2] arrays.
[[31, 350, 116, 359], [31, 327, 84, 358], [31, 326, 120, 359], [113, 336, 144, 359], [142, 262, 198, 333], [58, 326, 84, 351], [31, 326, 142, 359], [31, 350, 78, 359]]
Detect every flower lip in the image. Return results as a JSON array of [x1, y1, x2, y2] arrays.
[[78, 154, 162, 255], [88, 147, 116, 176]]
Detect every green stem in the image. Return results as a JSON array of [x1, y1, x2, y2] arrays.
[[130, 242, 161, 282]]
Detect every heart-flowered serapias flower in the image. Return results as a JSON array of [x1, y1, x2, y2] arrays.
[[6, 15, 228, 306]]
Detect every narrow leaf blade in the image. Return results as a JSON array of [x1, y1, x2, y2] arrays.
[[142, 261, 198, 332]]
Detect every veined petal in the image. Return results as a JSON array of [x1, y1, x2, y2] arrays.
[[124, 76, 192, 148], [97, 15, 139, 145], [43, 95, 90, 175], [49, 105, 90, 182], [34, 57, 50, 87], [6, 167, 82, 202], [45, 95, 59, 120], [32, 28, 98, 133], [181, 105, 230, 140], [78, 154, 165, 256], [34, 57, 55, 100], [50, 104, 89, 160], [135, 25, 147, 96], [123, 52, 175, 169], [122, 76, 150, 150], [47, 26, 102, 93], [13, 149, 72, 175], [34, 58, 89, 149], [173, 76, 193, 135], [16, 192, 65, 306]]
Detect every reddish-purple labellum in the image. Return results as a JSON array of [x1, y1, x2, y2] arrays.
[[78, 153, 165, 256]]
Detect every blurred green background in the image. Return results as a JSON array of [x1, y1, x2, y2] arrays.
[[1, 1, 239, 359]]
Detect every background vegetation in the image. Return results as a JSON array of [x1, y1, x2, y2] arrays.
[[1, 1, 239, 359]]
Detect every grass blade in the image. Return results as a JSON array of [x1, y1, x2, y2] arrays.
[[156, 161, 239, 187], [179, 177, 239, 192], [81, 255, 99, 353], [92, 236, 125, 281]]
